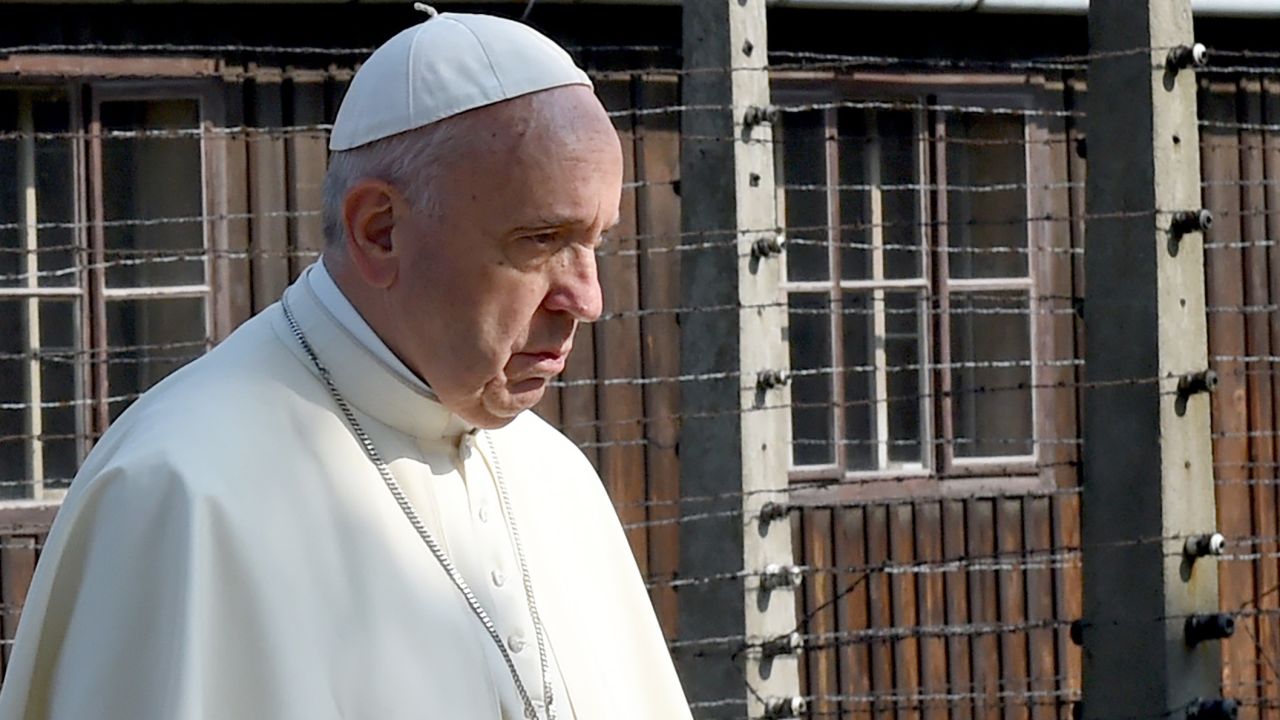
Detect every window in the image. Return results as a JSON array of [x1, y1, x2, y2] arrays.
[[0, 81, 217, 500], [779, 81, 1065, 491]]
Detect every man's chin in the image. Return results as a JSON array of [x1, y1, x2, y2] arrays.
[[471, 379, 547, 427]]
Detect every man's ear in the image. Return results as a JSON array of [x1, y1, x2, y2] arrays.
[[342, 179, 402, 289]]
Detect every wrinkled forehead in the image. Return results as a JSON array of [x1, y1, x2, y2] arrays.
[[431, 97, 622, 232]]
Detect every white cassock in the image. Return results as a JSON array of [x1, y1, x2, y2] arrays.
[[0, 263, 692, 720]]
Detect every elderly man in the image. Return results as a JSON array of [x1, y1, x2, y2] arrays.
[[0, 12, 691, 720]]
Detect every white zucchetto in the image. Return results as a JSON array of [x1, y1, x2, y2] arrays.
[[329, 12, 593, 151]]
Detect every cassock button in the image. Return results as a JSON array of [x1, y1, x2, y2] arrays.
[[491, 569, 506, 587], [508, 633, 526, 654]]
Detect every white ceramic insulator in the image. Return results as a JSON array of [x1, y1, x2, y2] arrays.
[[1192, 42, 1209, 67], [766, 696, 807, 718], [762, 563, 804, 590]]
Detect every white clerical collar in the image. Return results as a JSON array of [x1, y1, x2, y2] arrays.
[[274, 271, 476, 441], [308, 259, 431, 394]]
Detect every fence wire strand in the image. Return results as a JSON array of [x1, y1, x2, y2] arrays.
[[11, 36, 1280, 719]]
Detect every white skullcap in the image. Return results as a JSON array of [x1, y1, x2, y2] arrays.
[[329, 12, 593, 151]]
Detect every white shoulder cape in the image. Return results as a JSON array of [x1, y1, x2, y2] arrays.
[[0, 280, 692, 720]]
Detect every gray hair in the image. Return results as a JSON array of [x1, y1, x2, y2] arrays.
[[321, 120, 468, 249]]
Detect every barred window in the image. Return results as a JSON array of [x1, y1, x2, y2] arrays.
[[0, 83, 216, 500], [778, 80, 1075, 493]]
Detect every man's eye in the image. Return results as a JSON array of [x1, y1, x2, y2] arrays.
[[527, 233, 558, 247]]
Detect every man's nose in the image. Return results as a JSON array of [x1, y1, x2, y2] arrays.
[[544, 245, 603, 322]]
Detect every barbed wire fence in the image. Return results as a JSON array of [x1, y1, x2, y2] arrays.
[[4, 1, 1280, 718]]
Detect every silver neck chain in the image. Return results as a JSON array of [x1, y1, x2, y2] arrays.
[[282, 299, 556, 720]]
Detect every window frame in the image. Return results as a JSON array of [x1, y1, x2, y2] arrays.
[[87, 80, 222, 433], [0, 66, 225, 502], [780, 103, 935, 483], [773, 71, 1075, 502], [0, 80, 87, 501], [933, 89, 1040, 475]]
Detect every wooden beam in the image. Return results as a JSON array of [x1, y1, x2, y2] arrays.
[[247, 68, 290, 312], [0, 55, 218, 79], [0, 502, 59, 533]]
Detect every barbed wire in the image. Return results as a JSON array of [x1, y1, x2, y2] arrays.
[[0, 125, 1091, 151], [0, 367, 1128, 415], [16, 37, 1280, 717], [640, 525, 1234, 597], [0, 42, 380, 55], [646, 547, 1083, 593]]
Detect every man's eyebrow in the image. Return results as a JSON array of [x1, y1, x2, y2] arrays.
[[515, 214, 586, 231], [516, 215, 622, 233]]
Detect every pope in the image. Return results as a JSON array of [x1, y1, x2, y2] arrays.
[[0, 11, 693, 720]]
